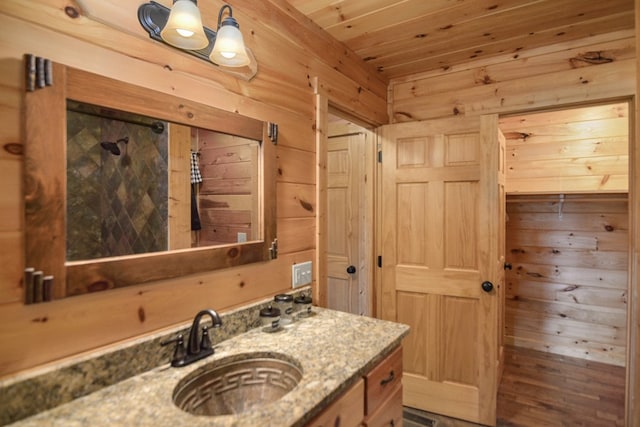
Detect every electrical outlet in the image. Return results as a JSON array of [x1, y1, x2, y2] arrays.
[[237, 232, 247, 243], [292, 261, 312, 288]]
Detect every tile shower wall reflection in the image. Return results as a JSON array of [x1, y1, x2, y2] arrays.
[[66, 104, 169, 261]]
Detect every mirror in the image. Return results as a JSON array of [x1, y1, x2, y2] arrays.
[[24, 60, 277, 299], [65, 101, 262, 260]]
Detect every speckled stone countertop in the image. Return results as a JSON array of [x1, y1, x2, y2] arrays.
[[8, 308, 409, 427]]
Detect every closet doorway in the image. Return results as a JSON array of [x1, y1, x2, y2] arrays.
[[498, 101, 629, 425], [324, 110, 375, 316]]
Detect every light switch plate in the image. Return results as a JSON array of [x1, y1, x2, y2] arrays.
[[292, 261, 312, 288]]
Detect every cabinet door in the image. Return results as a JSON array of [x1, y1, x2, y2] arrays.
[[365, 346, 402, 413], [364, 385, 403, 427], [307, 378, 364, 427]]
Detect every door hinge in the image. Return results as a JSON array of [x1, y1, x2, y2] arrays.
[[269, 238, 278, 259], [267, 122, 278, 144], [377, 255, 382, 268], [377, 151, 382, 163]]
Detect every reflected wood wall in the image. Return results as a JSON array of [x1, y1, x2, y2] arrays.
[[196, 131, 259, 246]]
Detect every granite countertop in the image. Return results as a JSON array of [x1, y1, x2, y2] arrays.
[[9, 308, 409, 427]]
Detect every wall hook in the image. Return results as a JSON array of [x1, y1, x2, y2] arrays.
[[558, 194, 564, 220]]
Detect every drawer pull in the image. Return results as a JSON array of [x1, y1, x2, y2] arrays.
[[380, 370, 395, 386]]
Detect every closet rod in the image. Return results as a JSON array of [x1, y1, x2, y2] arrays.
[[328, 131, 364, 138]]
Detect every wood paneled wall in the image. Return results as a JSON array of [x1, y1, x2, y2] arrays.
[[505, 194, 628, 366], [500, 103, 629, 194], [0, 0, 386, 377], [389, 30, 635, 122]]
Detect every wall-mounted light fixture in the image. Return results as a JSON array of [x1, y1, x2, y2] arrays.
[[138, 1, 250, 68]]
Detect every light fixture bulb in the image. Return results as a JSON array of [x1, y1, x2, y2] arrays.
[[176, 29, 195, 37], [160, 0, 209, 50], [209, 17, 250, 67]]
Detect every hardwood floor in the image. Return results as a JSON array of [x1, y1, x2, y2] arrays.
[[498, 346, 626, 426], [403, 346, 626, 427]]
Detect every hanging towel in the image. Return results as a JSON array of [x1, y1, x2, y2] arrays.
[[191, 184, 202, 231], [190, 151, 202, 230], [190, 151, 203, 184]]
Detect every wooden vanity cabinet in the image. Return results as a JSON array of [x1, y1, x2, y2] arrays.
[[364, 346, 403, 426], [364, 385, 403, 427], [306, 345, 403, 427], [306, 378, 365, 427]]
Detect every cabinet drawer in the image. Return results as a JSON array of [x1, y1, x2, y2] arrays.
[[364, 384, 403, 427], [365, 346, 402, 415], [307, 378, 364, 427]]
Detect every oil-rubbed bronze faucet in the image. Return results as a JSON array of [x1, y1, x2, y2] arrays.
[[161, 309, 223, 367]]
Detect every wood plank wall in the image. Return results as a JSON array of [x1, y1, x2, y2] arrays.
[[0, 0, 387, 377], [389, 30, 635, 122], [500, 103, 629, 194], [505, 194, 629, 366]]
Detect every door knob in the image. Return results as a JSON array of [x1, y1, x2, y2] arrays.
[[481, 281, 494, 292], [346, 265, 356, 274]]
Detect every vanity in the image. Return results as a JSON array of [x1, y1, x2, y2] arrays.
[[4, 301, 408, 427]]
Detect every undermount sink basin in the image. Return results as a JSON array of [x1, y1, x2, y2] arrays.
[[172, 353, 303, 417]]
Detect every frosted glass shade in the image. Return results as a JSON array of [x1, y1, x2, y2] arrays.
[[209, 24, 250, 67], [160, 0, 209, 50]]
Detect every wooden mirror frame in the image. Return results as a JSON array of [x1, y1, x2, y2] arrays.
[[24, 60, 277, 299]]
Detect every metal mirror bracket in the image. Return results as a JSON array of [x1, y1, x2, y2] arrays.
[[25, 54, 53, 91]]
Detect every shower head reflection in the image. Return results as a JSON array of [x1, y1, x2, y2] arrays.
[[100, 137, 129, 156], [100, 141, 121, 156]]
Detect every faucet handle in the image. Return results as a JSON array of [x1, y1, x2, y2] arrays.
[[200, 326, 212, 351], [161, 334, 186, 366]]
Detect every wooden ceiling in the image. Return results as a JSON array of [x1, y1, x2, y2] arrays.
[[287, 0, 635, 81]]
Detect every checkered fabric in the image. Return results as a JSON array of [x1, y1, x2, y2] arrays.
[[190, 151, 203, 184]]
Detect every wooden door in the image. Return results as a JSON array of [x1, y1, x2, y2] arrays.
[[380, 115, 505, 425], [326, 131, 367, 315]]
